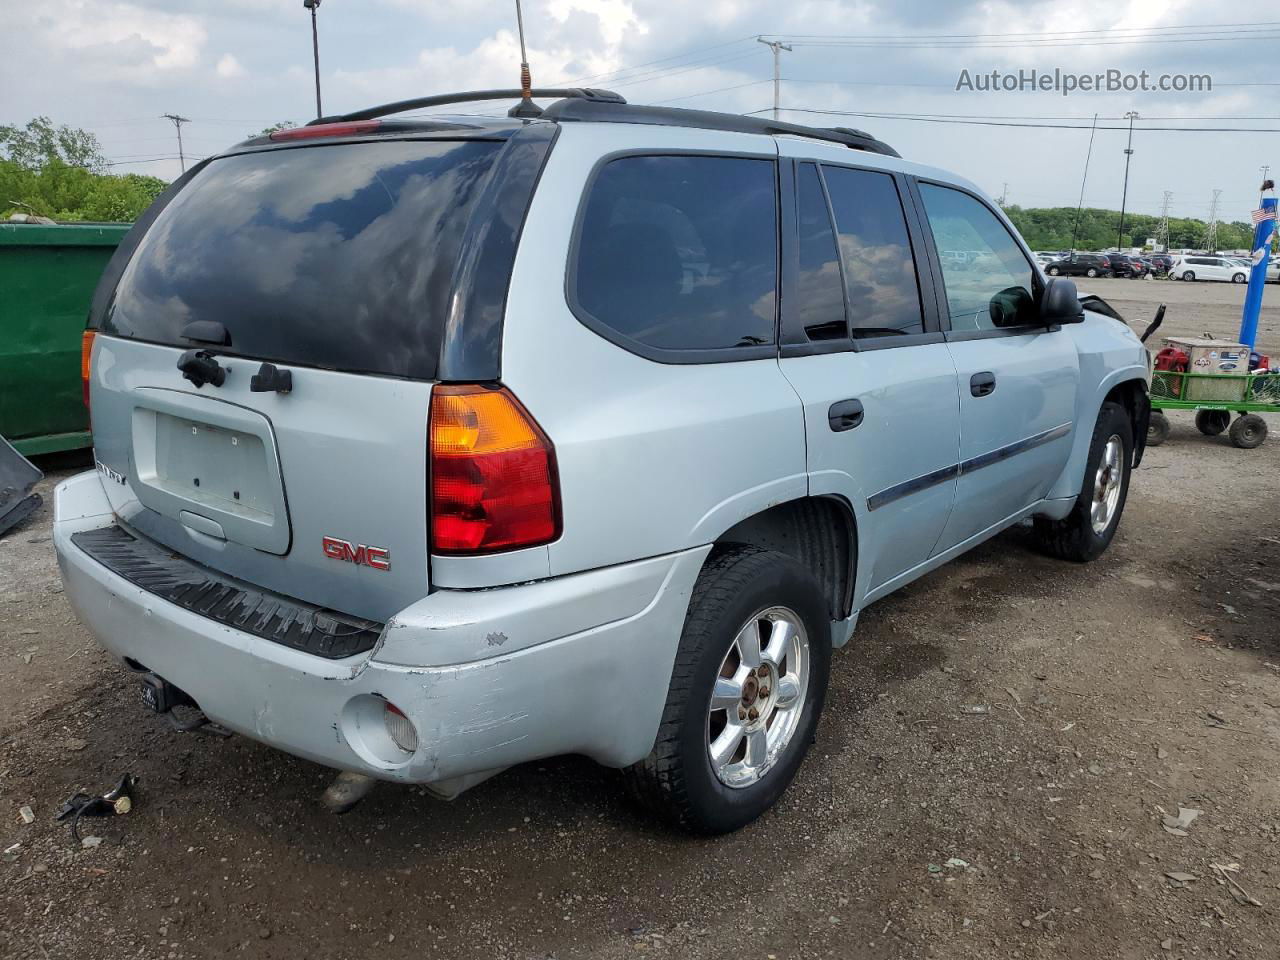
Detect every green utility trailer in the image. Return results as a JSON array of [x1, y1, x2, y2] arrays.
[[0, 222, 128, 456]]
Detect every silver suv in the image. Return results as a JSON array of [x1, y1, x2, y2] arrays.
[[55, 89, 1151, 833]]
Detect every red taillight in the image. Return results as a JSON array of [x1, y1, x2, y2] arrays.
[[429, 385, 560, 554], [268, 120, 381, 141], [81, 329, 96, 409]]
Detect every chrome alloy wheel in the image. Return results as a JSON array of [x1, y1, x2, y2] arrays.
[[1091, 434, 1124, 534], [706, 606, 810, 789]]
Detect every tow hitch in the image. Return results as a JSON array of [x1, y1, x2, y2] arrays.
[[139, 673, 231, 737]]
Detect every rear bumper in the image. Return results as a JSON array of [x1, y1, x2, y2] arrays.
[[54, 471, 708, 785]]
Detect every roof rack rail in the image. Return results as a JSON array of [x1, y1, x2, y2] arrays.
[[540, 100, 899, 158], [313, 88, 626, 125]]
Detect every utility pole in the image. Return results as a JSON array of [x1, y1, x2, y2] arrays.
[[757, 38, 792, 121], [1262, 165, 1271, 188], [1157, 191, 1172, 252], [1116, 111, 1139, 251], [161, 114, 190, 173], [1206, 188, 1222, 253], [997, 182, 1009, 206], [303, 0, 323, 119]]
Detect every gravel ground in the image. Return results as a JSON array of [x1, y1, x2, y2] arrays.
[[2, 288, 1279, 959]]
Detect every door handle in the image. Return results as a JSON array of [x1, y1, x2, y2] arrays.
[[970, 372, 996, 397], [828, 399, 864, 432]]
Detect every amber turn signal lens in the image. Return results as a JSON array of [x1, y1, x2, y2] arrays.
[[429, 385, 560, 554], [81, 329, 96, 409]]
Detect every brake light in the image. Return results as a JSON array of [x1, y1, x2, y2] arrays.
[[81, 329, 96, 409], [429, 384, 560, 553], [268, 120, 381, 141]]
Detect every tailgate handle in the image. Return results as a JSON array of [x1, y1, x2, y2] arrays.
[[250, 362, 293, 394]]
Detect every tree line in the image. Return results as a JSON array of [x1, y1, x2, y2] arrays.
[[1, 117, 167, 222], [1002, 204, 1255, 253]]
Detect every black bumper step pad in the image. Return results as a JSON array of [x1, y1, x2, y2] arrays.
[[71, 525, 382, 659]]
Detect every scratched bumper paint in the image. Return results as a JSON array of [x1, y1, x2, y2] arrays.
[[53, 472, 709, 786]]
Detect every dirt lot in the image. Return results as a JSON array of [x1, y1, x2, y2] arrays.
[[3, 286, 1279, 959]]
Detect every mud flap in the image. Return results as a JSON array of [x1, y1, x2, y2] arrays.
[[0, 435, 42, 538], [1133, 391, 1152, 469]]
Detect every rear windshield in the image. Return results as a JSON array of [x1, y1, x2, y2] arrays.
[[103, 139, 502, 380]]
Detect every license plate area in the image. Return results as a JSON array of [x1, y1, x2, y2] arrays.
[[130, 389, 291, 555], [154, 414, 273, 521]]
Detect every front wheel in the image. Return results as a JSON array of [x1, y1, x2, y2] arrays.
[[1183, 271, 1196, 282], [1233, 273, 1247, 284], [1034, 402, 1133, 562], [1047, 266, 1061, 276], [1086, 267, 1099, 277], [625, 546, 831, 833], [1146, 410, 1170, 446]]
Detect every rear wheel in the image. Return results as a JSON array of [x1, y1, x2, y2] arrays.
[[1146, 411, 1170, 446], [625, 546, 831, 833], [1086, 267, 1099, 277], [1195, 409, 1231, 436], [1034, 402, 1133, 562], [1047, 266, 1060, 276], [1233, 273, 1247, 284], [1229, 413, 1268, 449]]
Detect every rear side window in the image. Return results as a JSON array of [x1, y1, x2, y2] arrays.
[[573, 154, 778, 353], [104, 139, 502, 380], [822, 166, 925, 339]]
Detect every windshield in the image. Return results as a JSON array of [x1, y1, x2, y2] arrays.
[[104, 139, 503, 380]]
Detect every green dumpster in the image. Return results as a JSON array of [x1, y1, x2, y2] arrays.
[[0, 222, 129, 456]]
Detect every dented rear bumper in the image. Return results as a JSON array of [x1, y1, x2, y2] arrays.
[[54, 471, 708, 786]]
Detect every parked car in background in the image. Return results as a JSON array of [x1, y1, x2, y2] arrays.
[[1170, 255, 1248, 283], [1109, 255, 1146, 278], [1146, 254, 1174, 275], [1044, 253, 1113, 277], [53, 90, 1153, 833]]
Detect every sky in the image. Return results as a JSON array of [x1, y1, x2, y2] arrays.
[[3, 0, 1279, 223]]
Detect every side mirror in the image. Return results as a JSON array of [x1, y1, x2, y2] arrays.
[[1041, 276, 1085, 326]]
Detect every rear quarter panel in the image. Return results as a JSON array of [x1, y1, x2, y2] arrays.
[[482, 123, 809, 581]]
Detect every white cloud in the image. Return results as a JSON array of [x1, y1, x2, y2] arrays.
[[216, 53, 246, 79]]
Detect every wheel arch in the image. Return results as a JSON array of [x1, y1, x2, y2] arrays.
[[1048, 369, 1149, 500], [713, 496, 857, 629]]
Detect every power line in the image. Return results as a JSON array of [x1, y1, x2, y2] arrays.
[[756, 107, 1280, 132], [762, 20, 1280, 41]]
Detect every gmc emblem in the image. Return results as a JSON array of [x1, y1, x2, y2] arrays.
[[322, 536, 391, 571]]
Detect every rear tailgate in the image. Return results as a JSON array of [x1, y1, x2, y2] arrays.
[[87, 136, 506, 622]]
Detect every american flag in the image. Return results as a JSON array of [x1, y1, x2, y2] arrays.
[[1252, 206, 1276, 224]]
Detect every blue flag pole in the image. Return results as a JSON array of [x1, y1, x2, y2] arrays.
[[1239, 192, 1277, 350]]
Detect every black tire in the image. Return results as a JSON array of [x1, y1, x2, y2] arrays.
[[1232, 273, 1247, 284], [1034, 402, 1133, 562], [1047, 266, 1060, 276], [1228, 413, 1268, 449], [1195, 409, 1231, 436], [1184, 271, 1195, 282], [1086, 267, 1099, 277], [625, 546, 832, 834], [1146, 410, 1170, 446]]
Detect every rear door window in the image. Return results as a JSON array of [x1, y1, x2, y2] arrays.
[[572, 154, 778, 354], [104, 139, 503, 380], [795, 162, 847, 341], [821, 166, 926, 339]]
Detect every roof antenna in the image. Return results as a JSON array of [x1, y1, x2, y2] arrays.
[[508, 0, 542, 118]]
